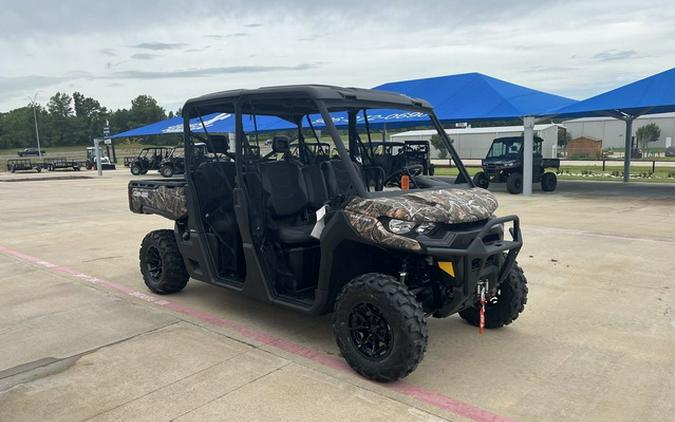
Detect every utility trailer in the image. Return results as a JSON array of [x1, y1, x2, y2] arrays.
[[43, 157, 82, 171], [6, 159, 41, 173]]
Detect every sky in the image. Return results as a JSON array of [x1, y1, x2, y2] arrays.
[[1, 0, 674, 113]]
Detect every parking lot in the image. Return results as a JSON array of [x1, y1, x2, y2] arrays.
[[1, 170, 673, 422]]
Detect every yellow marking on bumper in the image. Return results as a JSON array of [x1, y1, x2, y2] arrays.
[[438, 261, 455, 277]]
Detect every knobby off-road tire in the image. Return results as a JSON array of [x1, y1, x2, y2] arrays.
[[459, 263, 528, 328], [506, 172, 523, 194], [139, 230, 189, 294], [130, 163, 142, 175], [473, 171, 490, 189], [333, 273, 428, 382], [541, 172, 557, 192], [160, 165, 174, 178]]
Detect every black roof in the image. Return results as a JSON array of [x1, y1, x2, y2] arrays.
[[183, 85, 433, 116]]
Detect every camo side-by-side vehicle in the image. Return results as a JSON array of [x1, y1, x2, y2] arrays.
[[128, 85, 528, 381]]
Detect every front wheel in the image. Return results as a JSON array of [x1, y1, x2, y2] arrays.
[[472, 171, 490, 189], [130, 163, 142, 175], [333, 273, 428, 382], [139, 230, 189, 294], [506, 172, 523, 194], [459, 263, 528, 328]]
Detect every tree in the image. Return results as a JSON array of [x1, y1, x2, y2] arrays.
[[0, 107, 36, 149], [47, 92, 74, 145], [0, 92, 168, 149], [636, 123, 660, 155], [557, 128, 572, 147], [72, 92, 108, 144], [430, 134, 451, 159], [129, 95, 166, 128]]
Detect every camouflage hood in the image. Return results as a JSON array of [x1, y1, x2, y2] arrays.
[[345, 187, 498, 224]]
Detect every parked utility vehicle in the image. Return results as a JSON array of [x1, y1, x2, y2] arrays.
[[129, 86, 528, 381], [129, 147, 172, 175], [159, 143, 207, 177], [85, 146, 117, 170], [473, 136, 560, 193]]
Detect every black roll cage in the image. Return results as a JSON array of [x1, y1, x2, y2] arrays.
[[181, 91, 474, 196]]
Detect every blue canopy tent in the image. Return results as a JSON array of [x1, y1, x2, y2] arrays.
[[112, 73, 576, 194], [374, 72, 575, 122], [111, 112, 287, 138], [549, 67, 675, 182], [374, 73, 577, 194]]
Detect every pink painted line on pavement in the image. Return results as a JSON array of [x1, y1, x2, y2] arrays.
[[0, 244, 513, 422]]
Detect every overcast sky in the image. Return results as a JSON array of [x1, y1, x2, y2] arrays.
[[1, 0, 674, 112]]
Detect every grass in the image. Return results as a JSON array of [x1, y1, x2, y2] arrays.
[[433, 165, 675, 184]]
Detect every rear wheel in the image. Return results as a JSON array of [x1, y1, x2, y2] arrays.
[[333, 273, 427, 382], [139, 230, 189, 294], [160, 165, 174, 178], [541, 172, 557, 192], [472, 171, 490, 189], [506, 172, 523, 194], [459, 263, 528, 328], [130, 163, 142, 175]]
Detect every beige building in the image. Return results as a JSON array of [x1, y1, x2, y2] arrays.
[[563, 112, 675, 150], [390, 124, 563, 159]]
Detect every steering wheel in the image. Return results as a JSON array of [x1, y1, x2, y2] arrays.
[[384, 164, 424, 188]]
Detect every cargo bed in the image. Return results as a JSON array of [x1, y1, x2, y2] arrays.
[[128, 179, 188, 220]]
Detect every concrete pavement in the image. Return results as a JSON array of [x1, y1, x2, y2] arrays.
[[1, 169, 673, 421]]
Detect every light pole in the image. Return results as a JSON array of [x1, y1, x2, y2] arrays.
[[27, 93, 42, 159]]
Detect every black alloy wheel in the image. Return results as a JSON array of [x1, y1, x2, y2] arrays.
[[348, 303, 393, 359]]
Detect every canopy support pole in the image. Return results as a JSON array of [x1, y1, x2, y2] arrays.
[[522, 116, 535, 195], [93, 138, 103, 177], [622, 116, 635, 182]]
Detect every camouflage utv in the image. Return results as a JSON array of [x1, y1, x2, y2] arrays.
[[129, 85, 528, 382]]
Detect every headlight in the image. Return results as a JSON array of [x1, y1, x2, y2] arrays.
[[388, 219, 416, 234], [415, 222, 436, 234], [386, 219, 436, 235]]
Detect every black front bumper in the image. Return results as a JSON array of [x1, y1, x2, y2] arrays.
[[420, 216, 523, 314]]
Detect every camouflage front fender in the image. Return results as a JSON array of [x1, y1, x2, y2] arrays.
[[344, 187, 498, 251]]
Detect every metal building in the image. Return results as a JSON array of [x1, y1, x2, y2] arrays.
[[563, 112, 675, 150], [390, 124, 564, 159]]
